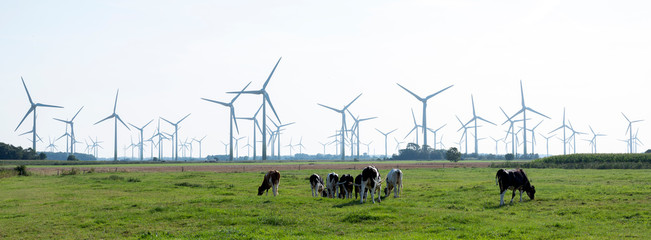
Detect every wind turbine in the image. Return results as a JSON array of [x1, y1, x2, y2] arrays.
[[347, 110, 377, 159], [376, 128, 397, 159], [567, 121, 586, 154], [362, 141, 373, 157], [150, 119, 168, 160], [622, 113, 644, 153], [237, 105, 263, 160], [95, 90, 130, 161], [46, 137, 59, 152], [318, 93, 362, 161], [396, 83, 454, 149], [220, 141, 229, 155], [539, 133, 555, 156], [404, 108, 423, 145], [296, 137, 305, 154], [427, 124, 446, 151], [55, 124, 71, 155], [128, 119, 153, 161], [549, 108, 573, 155], [508, 80, 551, 156], [500, 107, 525, 155], [192, 136, 207, 159], [490, 136, 501, 155], [227, 58, 283, 160], [268, 117, 295, 160], [394, 137, 405, 151], [53, 106, 83, 154], [285, 138, 295, 157], [160, 113, 191, 161], [319, 141, 330, 155], [202, 82, 250, 161], [15, 77, 64, 152], [588, 126, 606, 153], [233, 136, 245, 159], [456, 115, 477, 155], [462, 95, 496, 155]]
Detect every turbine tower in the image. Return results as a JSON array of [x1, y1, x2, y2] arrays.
[[549, 108, 572, 155], [539, 133, 555, 156], [95, 90, 130, 161], [508, 80, 551, 156], [202, 82, 250, 161], [463, 95, 496, 155], [396, 83, 453, 149], [128, 119, 153, 161], [318, 93, 362, 161], [404, 108, 423, 145], [347, 110, 377, 159], [376, 128, 397, 159], [227, 57, 282, 160], [193, 136, 207, 159], [236, 105, 263, 160], [53, 106, 83, 154], [161, 113, 191, 161], [622, 113, 643, 154], [427, 124, 446, 151], [268, 117, 295, 160], [15, 77, 64, 152]]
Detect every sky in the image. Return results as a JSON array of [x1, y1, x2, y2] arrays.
[[1, 0, 650, 159]]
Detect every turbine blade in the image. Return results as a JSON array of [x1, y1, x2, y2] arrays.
[[160, 117, 174, 126], [411, 108, 418, 125], [15, 107, 34, 131], [94, 114, 114, 125], [621, 112, 631, 122], [520, 80, 525, 107], [113, 89, 119, 114], [71, 106, 84, 121], [477, 116, 497, 126], [387, 128, 398, 135], [177, 113, 191, 124], [318, 103, 341, 113], [376, 128, 385, 135], [35, 103, 63, 108], [424, 84, 454, 100], [265, 93, 281, 123], [526, 107, 551, 119], [344, 93, 362, 110], [231, 82, 252, 103], [21, 77, 34, 104], [262, 57, 282, 90], [116, 115, 131, 130], [202, 98, 230, 107], [471, 94, 476, 117], [396, 83, 423, 101], [143, 119, 154, 129], [232, 110, 240, 134]]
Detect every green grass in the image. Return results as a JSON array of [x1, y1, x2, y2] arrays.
[[0, 168, 649, 239], [493, 153, 651, 169]]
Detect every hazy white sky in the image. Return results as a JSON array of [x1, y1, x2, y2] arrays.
[[1, 0, 650, 158]]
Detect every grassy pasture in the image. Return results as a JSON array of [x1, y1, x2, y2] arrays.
[[0, 168, 649, 239]]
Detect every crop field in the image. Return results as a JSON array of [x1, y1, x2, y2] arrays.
[[0, 167, 649, 239]]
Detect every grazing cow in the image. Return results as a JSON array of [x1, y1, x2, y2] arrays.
[[337, 174, 354, 199], [309, 173, 325, 197], [495, 168, 535, 206], [354, 174, 364, 200], [360, 166, 382, 204], [383, 169, 403, 198], [326, 172, 339, 199], [258, 170, 280, 196]]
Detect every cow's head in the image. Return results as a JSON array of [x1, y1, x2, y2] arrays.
[[257, 186, 266, 196], [526, 185, 536, 200]]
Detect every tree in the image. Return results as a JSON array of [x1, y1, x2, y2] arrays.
[[67, 154, 78, 161], [446, 147, 461, 162], [505, 153, 514, 160]]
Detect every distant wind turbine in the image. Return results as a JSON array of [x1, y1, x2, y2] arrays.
[[192, 136, 207, 159], [318, 93, 362, 160], [462, 95, 496, 155], [588, 126, 606, 153], [622, 113, 643, 154], [549, 108, 572, 155], [95, 90, 130, 161], [161, 113, 191, 161], [53, 106, 83, 155], [508, 80, 551, 156], [236, 105, 263, 160], [15, 77, 64, 152], [376, 128, 397, 159], [128, 119, 153, 161], [347, 109, 376, 159], [396, 83, 453, 149], [404, 108, 423, 145]]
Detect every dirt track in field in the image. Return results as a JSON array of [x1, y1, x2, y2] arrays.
[[30, 161, 493, 175]]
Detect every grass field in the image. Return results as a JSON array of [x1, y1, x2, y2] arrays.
[[0, 167, 649, 239]]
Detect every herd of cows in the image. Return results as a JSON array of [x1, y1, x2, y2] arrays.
[[257, 166, 536, 206]]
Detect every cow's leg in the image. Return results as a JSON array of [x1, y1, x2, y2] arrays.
[[519, 190, 523, 202], [500, 190, 507, 206], [377, 186, 381, 203], [510, 190, 516, 203], [394, 185, 399, 198], [266, 188, 269, 196], [370, 186, 375, 203], [360, 183, 366, 203], [273, 183, 278, 196]]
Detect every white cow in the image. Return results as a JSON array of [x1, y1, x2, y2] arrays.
[[383, 168, 403, 198], [326, 172, 339, 198]]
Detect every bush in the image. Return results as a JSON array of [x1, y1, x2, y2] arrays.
[[61, 168, 79, 176], [14, 165, 29, 176], [67, 155, 79, 161], [505, 154, 514, 160], [446, 147, 461, 162]]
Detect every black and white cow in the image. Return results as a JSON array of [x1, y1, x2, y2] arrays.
[[258, 170, 281, 196], [354, 174, 363, 200], [495, 168, 535, 206], [326, 172, 339, 199], [309, 173, 325, 197], [360, 166, 382, 204], [337, 174, 354, 199], [383, 168, 403, 198]]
